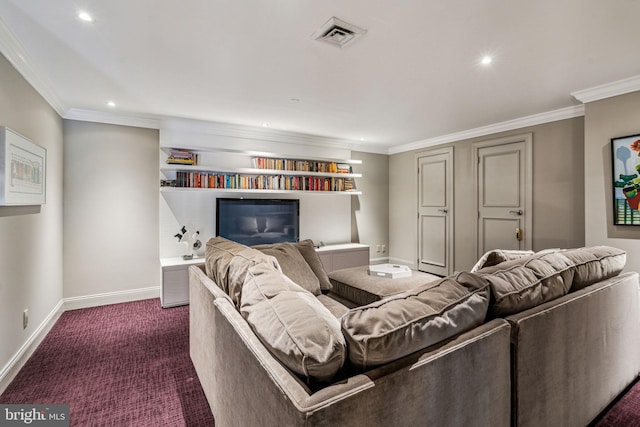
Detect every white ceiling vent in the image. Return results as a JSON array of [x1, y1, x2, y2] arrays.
[[313, 17, 367, 48]]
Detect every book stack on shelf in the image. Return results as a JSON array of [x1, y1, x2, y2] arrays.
[[162, 172, 355, 192], [252, 157, 353, 174], [336, 163, 352, 174], [166, 150, 196, 165]]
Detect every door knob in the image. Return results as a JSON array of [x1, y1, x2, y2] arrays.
[[515, 227, 523, 241], [438, 208, 448, 214], [509, 209, 524, 215]]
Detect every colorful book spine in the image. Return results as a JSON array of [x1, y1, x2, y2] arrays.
[[166, 150, 196, 165], [165, 172, 356, 192], [252, 157, 348, 174]]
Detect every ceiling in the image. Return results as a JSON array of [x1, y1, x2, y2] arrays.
[[0, 0, 639, 152]]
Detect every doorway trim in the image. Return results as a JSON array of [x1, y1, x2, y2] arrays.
[[416, 146, 454, 275], [472, 133, 533, 260]]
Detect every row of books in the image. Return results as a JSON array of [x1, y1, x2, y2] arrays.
[[166, 150, 196, 165], [252, 157, 353, 174], [162, 172, 356, 192]]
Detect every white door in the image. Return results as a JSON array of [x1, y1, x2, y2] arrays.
[[417, 148, 453, 276], [474, 134, 532, 257]]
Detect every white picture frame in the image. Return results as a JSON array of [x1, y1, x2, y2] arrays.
[[0, 126, 46, 205]]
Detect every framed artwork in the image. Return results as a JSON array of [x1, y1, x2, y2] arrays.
[[612, 133, 640, 225], [0, 126, 46, 205]]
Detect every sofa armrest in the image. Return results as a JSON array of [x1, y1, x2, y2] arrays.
[[303, 318, 512, 427], [506, 271, 640, 427]]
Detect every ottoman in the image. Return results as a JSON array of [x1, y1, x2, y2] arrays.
[[328, 265, 441, 306]]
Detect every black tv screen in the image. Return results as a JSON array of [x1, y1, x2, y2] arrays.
[[216, 198, 300, 246]]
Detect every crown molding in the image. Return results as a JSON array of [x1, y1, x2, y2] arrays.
[[62, 111, 389, 154], [0, 16, 66, 117], [160, 117, 389, 154], [388, 104, 585, 154], [64, 108, 162, 130], [571, 75, 640, 103]]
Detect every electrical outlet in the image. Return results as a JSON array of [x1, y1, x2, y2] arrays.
[[376, 244, 381, 253], [382, 244, 386, 253], [23, 309, 29, 330]]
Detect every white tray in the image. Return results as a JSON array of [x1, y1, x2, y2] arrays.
[[367, 264, 412, 279]]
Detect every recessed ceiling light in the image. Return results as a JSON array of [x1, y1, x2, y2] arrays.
[[359, 138, 365, 142], [262, 123, 269, 127], [481, 55, 493, 65], [78, 11, 93, 22], [107, 101, 116, 107]]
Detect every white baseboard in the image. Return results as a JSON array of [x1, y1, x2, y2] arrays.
[[0, 286, 161, 394], [63, 286, 160, 311], [388, 257, 418, 269], [0, 299, 64, 395], [369, 256, 389, 265]]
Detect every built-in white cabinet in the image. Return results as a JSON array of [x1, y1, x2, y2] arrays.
[[316, 243, 370, 273], [160, 257, 205, 308], [160, 243, 370, 307]]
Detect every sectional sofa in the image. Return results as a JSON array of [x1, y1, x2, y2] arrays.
[[189, 237, 640, 427]]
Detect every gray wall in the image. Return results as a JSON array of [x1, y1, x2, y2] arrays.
[[390, 117, 585, 272], [63, 120, 160, 299], [0, 53, 64, 381], [584, 90, 640, 273], [351, 151, 389, 262]]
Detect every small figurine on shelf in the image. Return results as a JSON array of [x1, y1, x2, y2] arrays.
[[174, 224, 202, 260]]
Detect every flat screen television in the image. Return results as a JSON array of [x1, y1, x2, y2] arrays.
[[216, 198, 300, 246]]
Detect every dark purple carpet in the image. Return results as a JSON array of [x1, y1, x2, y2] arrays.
[[0, 299, 214, 426], [592, 377, 640, 427]]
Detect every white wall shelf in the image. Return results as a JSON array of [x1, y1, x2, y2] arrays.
[[160, 145, 362, 165], [160, 187, 362, 195], [160, 164, 362, 179]]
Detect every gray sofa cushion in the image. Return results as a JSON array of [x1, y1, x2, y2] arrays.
[[294, 239, 333, 292], [240, 263, 346, 382], [471, 249, 535, 272], [205, 236, 280, 307], [341, 272, 490, 370], [253, 242, 321, 295], [329, 266, 440, 306], [316, 294, 350, 318], [554, 246, 626, 291], [478, 252, 575, 317]]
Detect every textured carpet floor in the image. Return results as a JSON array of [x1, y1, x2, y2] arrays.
[[0, 299, 214, 426], [592, 377, 640, 427]]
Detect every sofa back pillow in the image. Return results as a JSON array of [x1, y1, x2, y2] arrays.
[[341, 272, 490, 370], [478, 252, 575, 317], [294, 239, 333, 292], [205, 236, 280, 307], [241, 263, 346, 382], [554, 246, 626, 291], [470, 249, 535, 272], [252, 242, 321, 295]]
